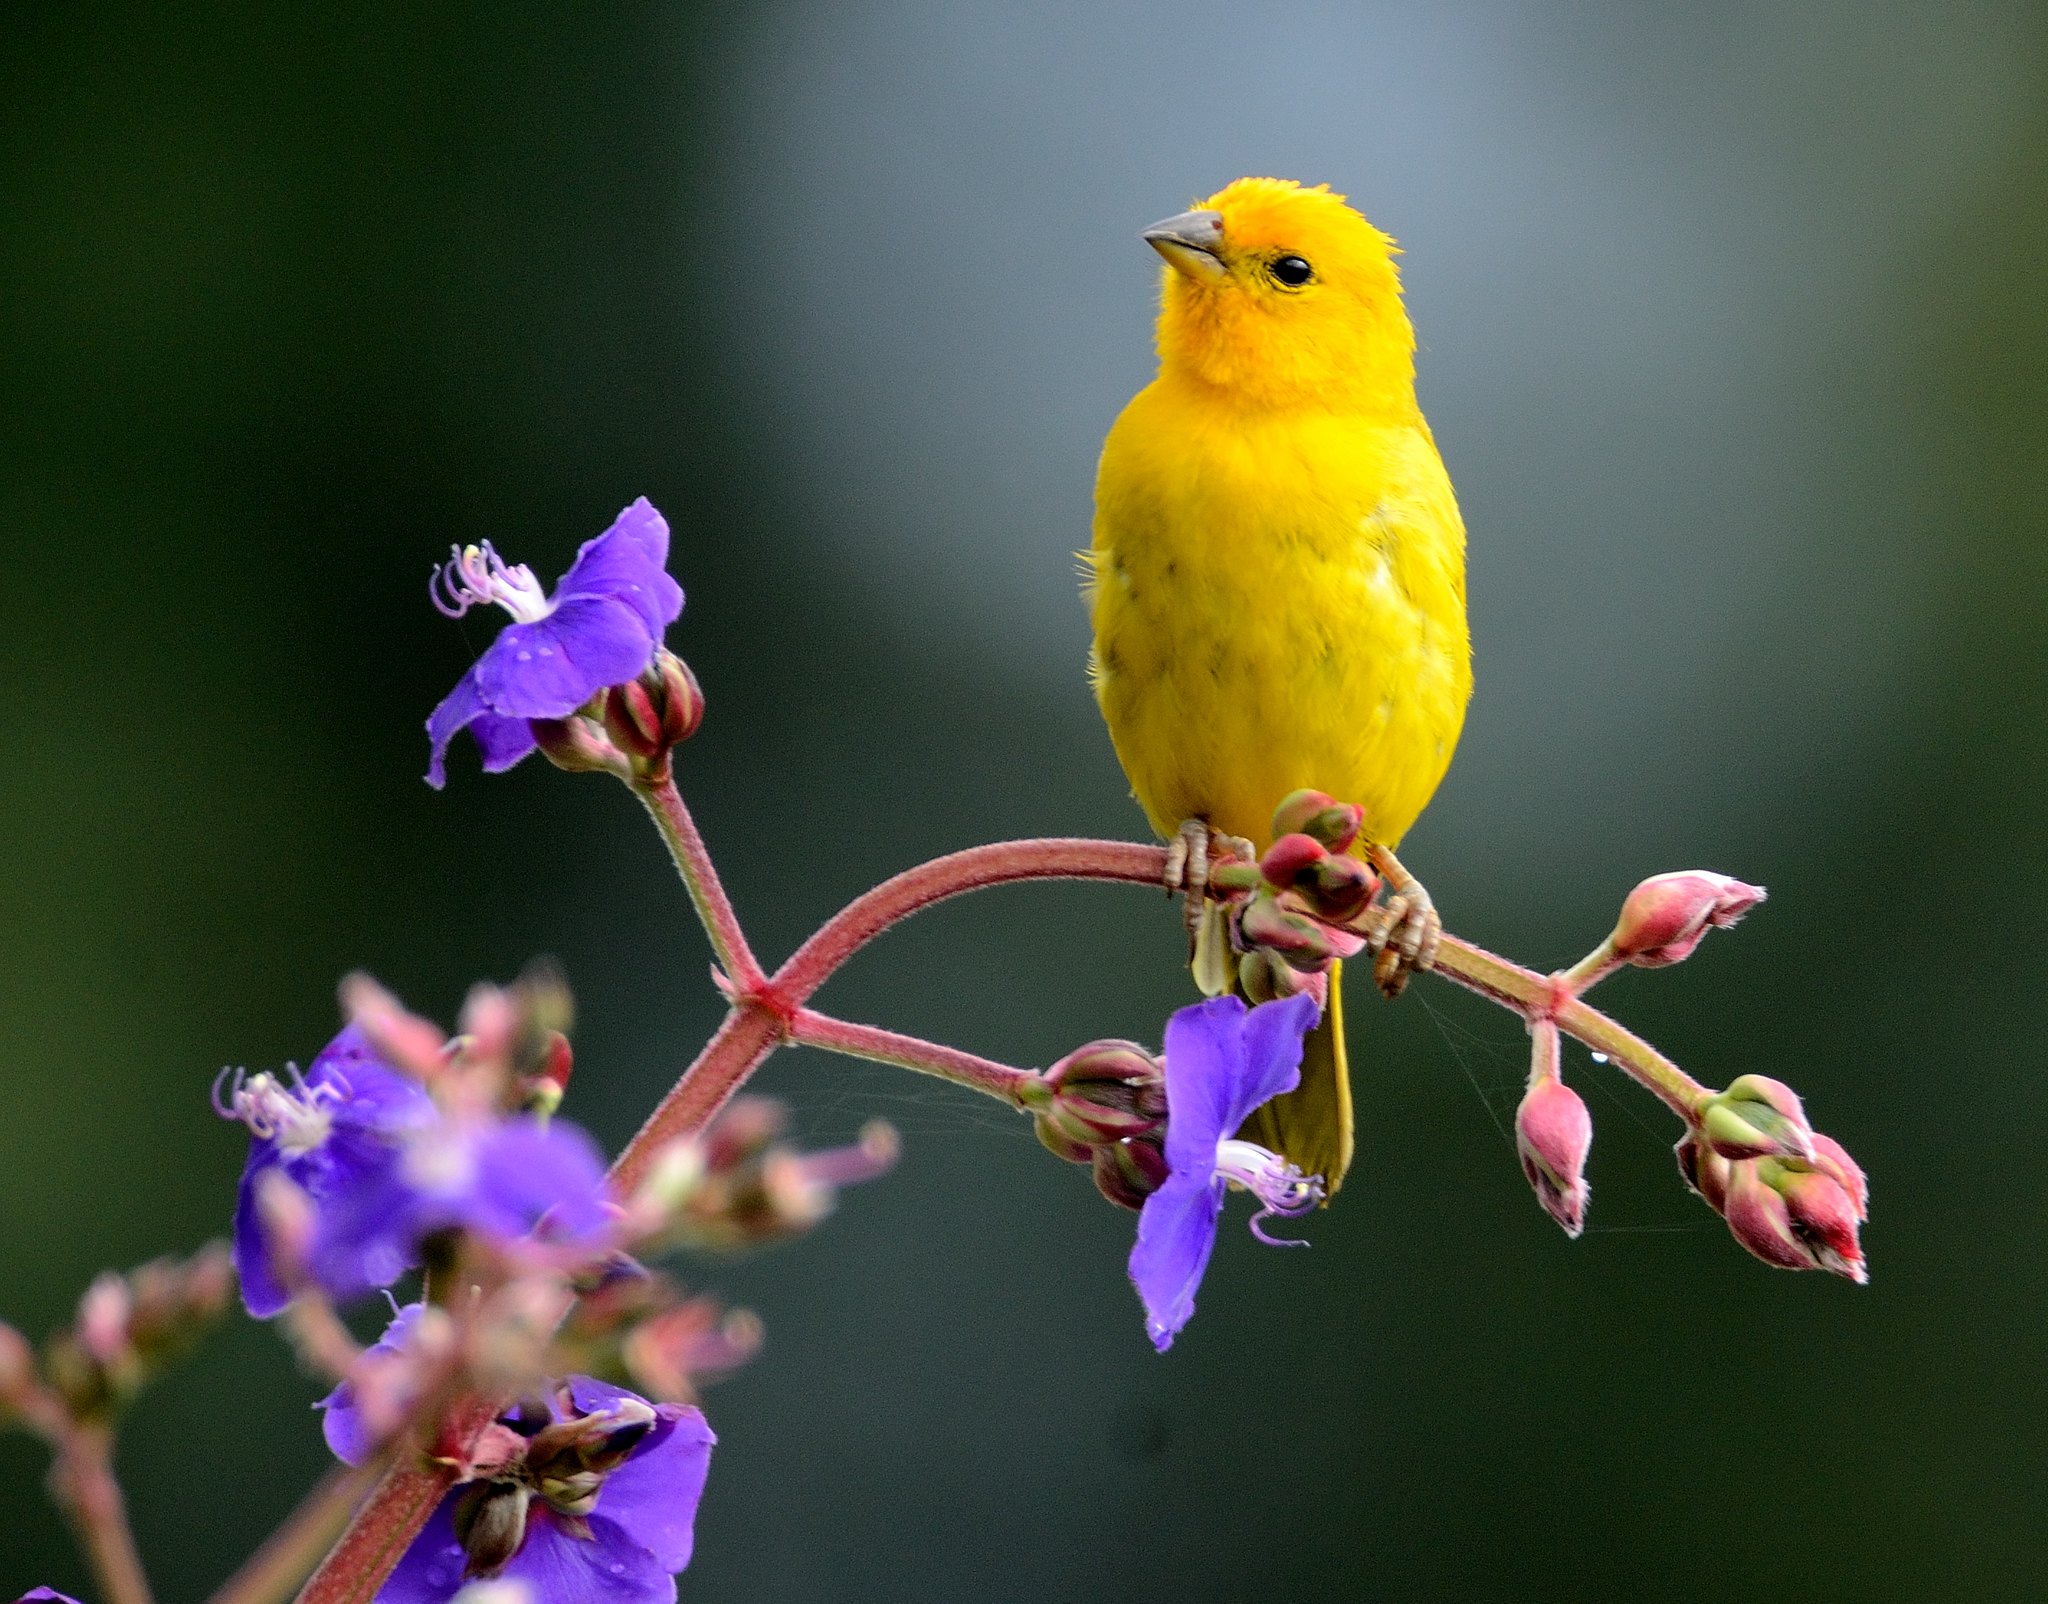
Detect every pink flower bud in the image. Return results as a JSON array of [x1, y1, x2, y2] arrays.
[[1515, 1077, 1593, 1238], [1673, 1132, 1732, 1216], [340, 972, 449, 1082], [1776, 1166, 1868, 1284], [0, 1321, 37, 1410], [1092, 1134, 1169, 1211], [1259, 833, 1328, 887], [603, 651, 704, 761], [1722, 1160, 1813, 1272], [622, 1301, 763, 1405], [1234, 893, 1367, 970], [77, 1274, 132, 1368], [1809, 1132, 1869, 1220], [1033, 1040, 1166, 1151], [1720, 1157, 1868, 1282], [1608, 871, 1767, 968], [1306, 854, 1378, 921], [1699, 1074, 1813, 1162], [1269, 789, 1365, 854]]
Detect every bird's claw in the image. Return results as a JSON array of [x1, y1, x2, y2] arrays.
[[1165, 818, 1253, 955], [1364, 845, 1441, 998]]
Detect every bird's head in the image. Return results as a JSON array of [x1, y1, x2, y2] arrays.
[[1145, 177, 1415, 411]]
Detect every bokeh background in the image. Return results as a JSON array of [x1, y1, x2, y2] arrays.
[[4, 2, 2045, 1598]]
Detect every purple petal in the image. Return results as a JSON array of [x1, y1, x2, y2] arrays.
[[17, 1587, 88, 1602], [311, 1027, 436, 1130], [233, 1162, 291, 1319], [552, 500, 684, 638], [1160, 996, 1250, 1174], [1222, 991, 1319, 1133], [612, 497, 671, 569], [307, 1148, 434, 1302], [1128, 1171, 1226, 1352], [1159, 995, 1319, 1180], [471, 712, 540, 774], [467, 1119, 614, 1245], [426, 667, 540, 786], [570, 1391, 715, 1572], [473, 597, 655, 719], [425, 668, 489, 790], [372, 1494, 469, 1604], [499, 1510, 676, 1604], [319, 1302, 428, 1465]]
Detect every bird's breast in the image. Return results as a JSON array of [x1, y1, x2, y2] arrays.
[[1089, 391, 1472, 849]]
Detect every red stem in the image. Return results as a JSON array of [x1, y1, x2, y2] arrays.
[[51, 1425, 155, 1604], [633, 772, 766, 990], [610, 1005, 784, 1198], [787, 1009, 1038, 1105], [295, 822, 1709, 1602], [773, 838, 1166, 1001]]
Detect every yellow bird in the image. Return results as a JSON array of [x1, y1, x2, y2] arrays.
[[1087, 177, 1473, 1195]]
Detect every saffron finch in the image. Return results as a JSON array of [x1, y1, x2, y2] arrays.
[[1087, 177, 1473, 1194]]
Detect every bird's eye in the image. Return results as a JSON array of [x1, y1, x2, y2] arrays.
[[1270, 255, 1313, 287]]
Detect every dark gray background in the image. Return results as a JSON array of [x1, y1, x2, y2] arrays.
[[3, 3, 2044, 1598]]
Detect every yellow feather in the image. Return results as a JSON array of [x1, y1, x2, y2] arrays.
[[1089, 177, 1473, 1193]]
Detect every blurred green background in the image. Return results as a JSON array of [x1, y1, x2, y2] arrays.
[[3, 2, 2044, 1598]]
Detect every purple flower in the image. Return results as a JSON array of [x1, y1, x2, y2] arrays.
[[1128, 993, 1324, 1351], [374, 1375, 715, 1604], [309, 1116, 615, 1301], [220, 1029, 616, 1315], [426, 498, 685, 789], [218, 1025, 435, 1318], [16, 1591, 85, 1603], [319, 1301, 434, 1465]]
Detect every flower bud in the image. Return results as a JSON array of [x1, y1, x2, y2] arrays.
[[341, 971, 449, 1082], [701, 1096, 788, 1173], [1774, 1164, 1868, 1284], [1033, 1040, 1166, 1151], [77, 1273, 133, 1369], [0, 1322, 36, 1414], [1673, 1131, 1732, 1216], [1259, 833, 1328, 887], [453, 1481, 533, 1578], [1269, 789, 1364, 854], [1305, 854, 1378, 921], [662, 1107, 898, 1251], [1234, 893, 1366, 970], [1809, 1132, 1869, 1220], [1721, 1154, 1866, 1280], [1235, 947, 1313, 1004], [1092, 1134, 1168, 1211], [1721, 1160, 1816, 1273], [622, 1301, 763, 1405], [530, 714, 627, 776], [1515, 1077, 1593, 1238], [603, 651, 704, 762], [1608, 871, 1767, 968], [1699, 1074, 1813, 1162]]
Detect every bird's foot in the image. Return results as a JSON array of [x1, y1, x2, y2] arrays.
[[1163, 817, 1253, 953], [1362, 843, 1441, 998]]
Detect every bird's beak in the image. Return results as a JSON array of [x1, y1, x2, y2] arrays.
[[1142, 209, 1227, 281]]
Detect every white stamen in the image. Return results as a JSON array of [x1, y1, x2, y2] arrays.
[[430, 542, 554, 625], [217, 1066, 342, 1156], [1214, 1138, 1325, 1243]]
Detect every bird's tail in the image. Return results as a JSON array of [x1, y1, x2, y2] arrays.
[[1239, 960, 1354, 1199]]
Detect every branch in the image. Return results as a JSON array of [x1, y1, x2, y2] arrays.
[[787, 1009, 1038, 1106], [293, 820, 1724, 1602], [48, 1424, 154, 1604]]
